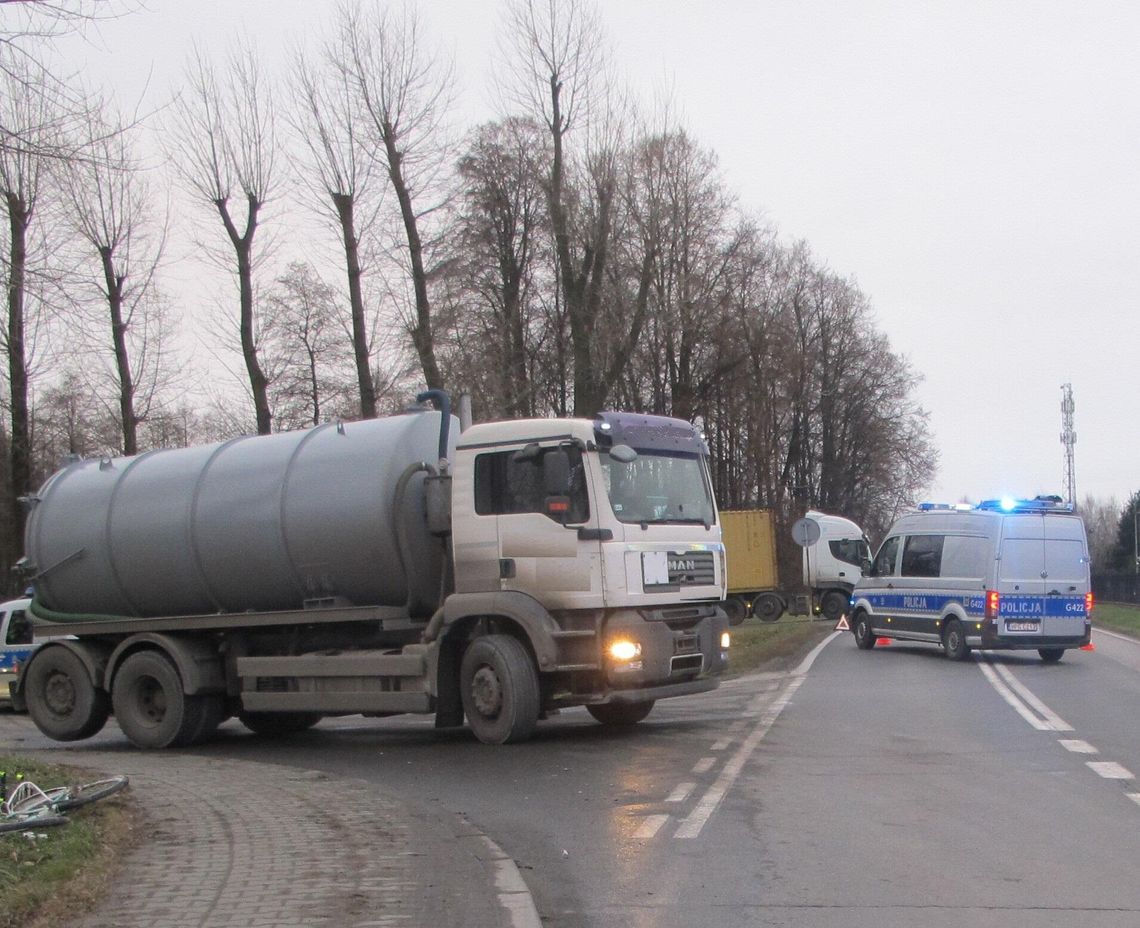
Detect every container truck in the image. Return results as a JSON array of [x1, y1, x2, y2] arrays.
[[14, 393, 729, 747], [720, 508, 870, 624]]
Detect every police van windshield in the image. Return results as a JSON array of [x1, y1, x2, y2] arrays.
[[600, 449, 715, 525]]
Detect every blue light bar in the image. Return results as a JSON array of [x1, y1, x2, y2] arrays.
[[975, 495, 1072, 514]]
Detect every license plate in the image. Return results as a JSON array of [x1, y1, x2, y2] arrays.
[[1006, 620, 1040, 633]]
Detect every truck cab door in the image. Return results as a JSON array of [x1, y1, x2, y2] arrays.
[[492, 443, 604, 610]]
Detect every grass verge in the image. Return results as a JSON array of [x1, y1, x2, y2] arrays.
[[0, 755, 137, 928], [726, 615, 837, 676], [1093, 602, 1140, 638]]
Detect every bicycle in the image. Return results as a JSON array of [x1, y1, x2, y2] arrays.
[[0, 775, 129, 834]]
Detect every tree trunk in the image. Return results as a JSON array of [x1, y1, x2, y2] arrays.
[[99, 246, 138, 455], [333, 193, 377, 418], [6, 193, 30, 562]]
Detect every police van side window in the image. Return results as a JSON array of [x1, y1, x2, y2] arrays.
[[5, 609, 31, 645], [901, 534, 944, 578], [870, 536, 900, 577], [939, 536, 988, 579]]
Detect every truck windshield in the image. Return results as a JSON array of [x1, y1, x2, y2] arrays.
[[600, 449, 715, 525]]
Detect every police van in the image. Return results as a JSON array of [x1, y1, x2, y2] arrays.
[[849, 496, 1092, 662], [0, 597, 33, 704]]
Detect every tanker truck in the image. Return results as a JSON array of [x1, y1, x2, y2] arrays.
[[14, 393, 729, 748]]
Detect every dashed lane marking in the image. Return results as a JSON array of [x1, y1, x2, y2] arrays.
[[1087, 761, 1134, 780], [711, 737, 732, 751], [692, 757, 716, 775], [1059, 739, 1098, 754], [1128, 794, 1140, 809], [634, 815, 670, 840], [666, 782, 695, 803]]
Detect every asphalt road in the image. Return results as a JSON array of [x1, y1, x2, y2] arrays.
[[10, 628, 1140, 927]]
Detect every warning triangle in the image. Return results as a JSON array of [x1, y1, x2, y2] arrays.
[[834, 614, 850, 631]]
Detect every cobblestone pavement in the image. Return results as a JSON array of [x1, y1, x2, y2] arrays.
[[2, 725, 535, 928]]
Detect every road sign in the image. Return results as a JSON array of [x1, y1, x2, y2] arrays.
[[791, 517, 821, 547]]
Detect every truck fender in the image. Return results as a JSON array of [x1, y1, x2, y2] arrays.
[[106, 633, 226, 696], [441, 591, 561, 670], [16, 639, 111, 705]]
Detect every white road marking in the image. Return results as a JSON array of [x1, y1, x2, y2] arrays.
[[666, 782, 695, 803], [976, 661, 1053, 730], [675, 674, 808, 839], [692, 757, 716, 775], [989, 661, 1073, 731], [1128, 794, 1140, 809], [634, 814, 670, 839], [1087, 761, 1134, 780], [1058, 739, 1098, 754], [711, 737, 732, 751]]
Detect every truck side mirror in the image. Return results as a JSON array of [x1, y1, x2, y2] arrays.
[[861, 558, 873, 576]]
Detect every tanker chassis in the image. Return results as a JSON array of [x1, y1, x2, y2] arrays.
[[15, 393, 729, 747]]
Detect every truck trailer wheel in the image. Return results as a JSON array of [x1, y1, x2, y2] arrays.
[[460, 635, 540, 745], [723, 597, 749, 626], [112, 650, 202, 749], [24, 647, 111, 742], [586, 700, 655, 726], [754, 593, 784, 623]]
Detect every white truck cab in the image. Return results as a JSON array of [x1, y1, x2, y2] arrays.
[[849, 496, 1092, 662]]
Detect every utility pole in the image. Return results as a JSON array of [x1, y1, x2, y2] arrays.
[[1060, 384, 1076, 504]]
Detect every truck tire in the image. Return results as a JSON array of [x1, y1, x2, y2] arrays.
[[112, 650, 201, 749], [238, 711, 323, 735], [24, 647, 111, 742], [460, 634, 540, 745], [586, 700, 655, 726], [723, 596, 749, 626], [754, 593, 784, 622], [820, 590, 848, 622]]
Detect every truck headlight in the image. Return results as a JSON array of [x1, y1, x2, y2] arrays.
[[720, 632, 731, 649], [608, 639, 641, 662]]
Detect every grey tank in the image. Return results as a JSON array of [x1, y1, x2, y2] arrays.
[[24, 411, 456, 620]]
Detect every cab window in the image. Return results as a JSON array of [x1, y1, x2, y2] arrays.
[[829, 538, 869, 568], [474, 446, 589, 523], [870, 536, 900, 577]]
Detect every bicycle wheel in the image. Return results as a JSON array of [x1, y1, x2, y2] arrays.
[[2, 781, 59, 816], [0, 812, 69, 834], [55, 775, 129, 811]]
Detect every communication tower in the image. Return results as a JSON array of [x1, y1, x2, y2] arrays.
[[1060, 383, 1076, 504]]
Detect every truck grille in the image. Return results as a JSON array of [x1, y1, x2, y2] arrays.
[[667, 551, 715, 586]]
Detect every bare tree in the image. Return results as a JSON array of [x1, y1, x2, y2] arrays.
[[289, 38, 382, 417], [338, 1, 453, 392], [500, 0, 627, 416], [63, 100, 168, 454], [0, 48, 60, 582], [260, 261, 355, 430], [168, 42, 278, 435]]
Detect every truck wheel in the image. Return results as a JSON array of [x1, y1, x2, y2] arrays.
[[112, 650, 200, 749], [1038, 648, 1065, 663], [586, 700, 655, 726], [723, 597, 748, 626], [754, 593, 784, 623], [238, 711, 323, 735], [853, 612, 876, 650], [24, 647, 110, 741], [820, 591, 848, 622], [942, 619, 970, 661], [460, 635, 540, 744]]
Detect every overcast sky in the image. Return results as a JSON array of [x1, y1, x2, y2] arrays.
[[62, 0, 1139, 507]]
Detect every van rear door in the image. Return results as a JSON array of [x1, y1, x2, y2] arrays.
[[997, 516, 1047, 637], [1041, 517, 1089, 637]]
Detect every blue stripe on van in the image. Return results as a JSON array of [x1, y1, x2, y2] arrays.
[[866, 593, 986, 615], [864, 593, 1086, 618], [0, 645, 34, 672]]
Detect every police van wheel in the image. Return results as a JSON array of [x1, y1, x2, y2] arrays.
[[942, 619, 970, 661], [1038, 648, 1065, 663], [853, 612, 876, 650]]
